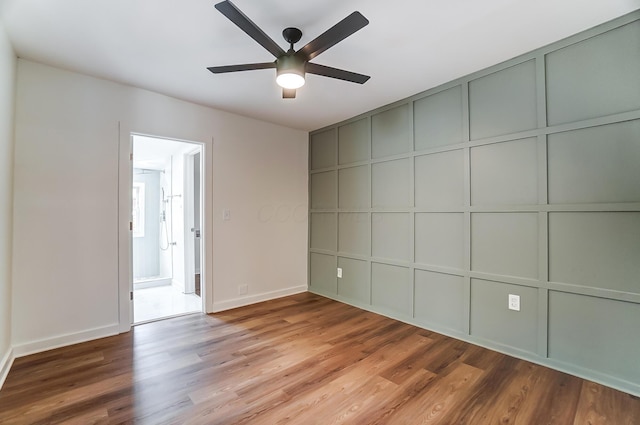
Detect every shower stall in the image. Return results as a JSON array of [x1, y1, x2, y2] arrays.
[[133, 167, 174, 287]]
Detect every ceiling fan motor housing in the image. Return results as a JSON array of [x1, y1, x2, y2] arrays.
[[282, 27, 303, 46], [277, 54, 305, 75]]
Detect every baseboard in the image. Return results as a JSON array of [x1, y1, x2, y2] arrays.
[[11, 324, 121, 359], [134, 278, 172, 289], [211, 285, 308, 312], [0, 347, 15, 390]]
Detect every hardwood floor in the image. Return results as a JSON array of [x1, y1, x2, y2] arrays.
[[1, 292, 638, 424]]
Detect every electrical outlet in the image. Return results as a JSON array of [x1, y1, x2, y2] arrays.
[[238, 284, 248, 295], [337, 268, 342, 278], [508, 294, 520, 311], [223, 209, 231, 221]]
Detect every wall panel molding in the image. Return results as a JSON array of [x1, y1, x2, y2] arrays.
[[309, 11, 640, 396]]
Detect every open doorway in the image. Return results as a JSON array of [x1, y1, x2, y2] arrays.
[[131, 134, 204, 324]]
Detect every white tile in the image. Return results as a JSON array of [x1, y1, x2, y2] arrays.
[[134, 285, 201, 323]]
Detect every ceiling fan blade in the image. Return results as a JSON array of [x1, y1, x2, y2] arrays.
[[215, 1, 285, 58], [282, 88, 296, 99], [295, 11, 369, 61], [306, 63, 370, 84], [207, 62, 276, 74]]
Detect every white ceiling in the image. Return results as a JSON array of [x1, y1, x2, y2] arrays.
[[133, 134, 198, 171], [1, 0, 638, 131]]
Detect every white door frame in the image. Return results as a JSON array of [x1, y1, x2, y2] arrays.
[[118, 129, 211, 331], [183, 146, 202, 294]]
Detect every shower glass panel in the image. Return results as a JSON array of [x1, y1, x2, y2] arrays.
[[133, 168, 173, 285]]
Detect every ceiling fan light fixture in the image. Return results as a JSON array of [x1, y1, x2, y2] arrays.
[[276, 71, 305, 89], [209, 1, 370, 95], [276, 55, 305, 89]]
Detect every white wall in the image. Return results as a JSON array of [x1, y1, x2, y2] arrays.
[[212, 120, 309, 309], [12, 59, 308, 353], [0, 20, 16, 384]]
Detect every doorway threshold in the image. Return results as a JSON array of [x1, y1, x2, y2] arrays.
[[133, 311, 203, 326]]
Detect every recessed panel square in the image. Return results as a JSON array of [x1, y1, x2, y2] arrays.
[[549, 212, 640, 293], [339, 118, 370, 164], [470, 279, 538, 353], [310, 213, 336, 251], [371, 263, 411, 316], [372, 158, 411, 208], [415, 150, 464, 208], [310, 128, 336, 170], [471, 138, 538, 206], [372, 213, 411, 261], [415, 213, 464, 269], [337, 257, 370, 304], [310, 253, 336, 294], [548, 291, 640, 384], [414, 86, 463, 150], [310, 171, 336, 209], [338, 213, 370, 256], [546, 21, 640, 125], [415, 270, 465, 332], [471, 213, 538, 279], [548, 120, 640, 204], [372, 104, 411, 158], [469, 60, 537, 140], [338, 165, 370, 209]]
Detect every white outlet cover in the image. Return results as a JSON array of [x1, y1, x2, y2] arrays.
[[337, 268, 342, 278], [223, 209, 230, 221], [508, 294, 520, 311]]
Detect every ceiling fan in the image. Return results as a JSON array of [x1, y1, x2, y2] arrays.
[[207, 0, 370, 99]]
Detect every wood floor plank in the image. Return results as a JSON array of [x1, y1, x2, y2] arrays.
[[378, 362, 485, 424], [1, 292, 639, 424], [346, 368, 437, 425], [521, 367, 583, 425], [474, 360, 547, 424], [573, 381, 640, 425], [277, 375, 397, 425]]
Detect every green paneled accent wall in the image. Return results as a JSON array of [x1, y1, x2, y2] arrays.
[[470, 279, 539, 354], [337, 257, 370, 304], [308, 12, 640, 396], [548, 292, 640, 385], [414, 270, 465, 332], [413, 85, 463, 150], [469, 60, 538, 139]]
